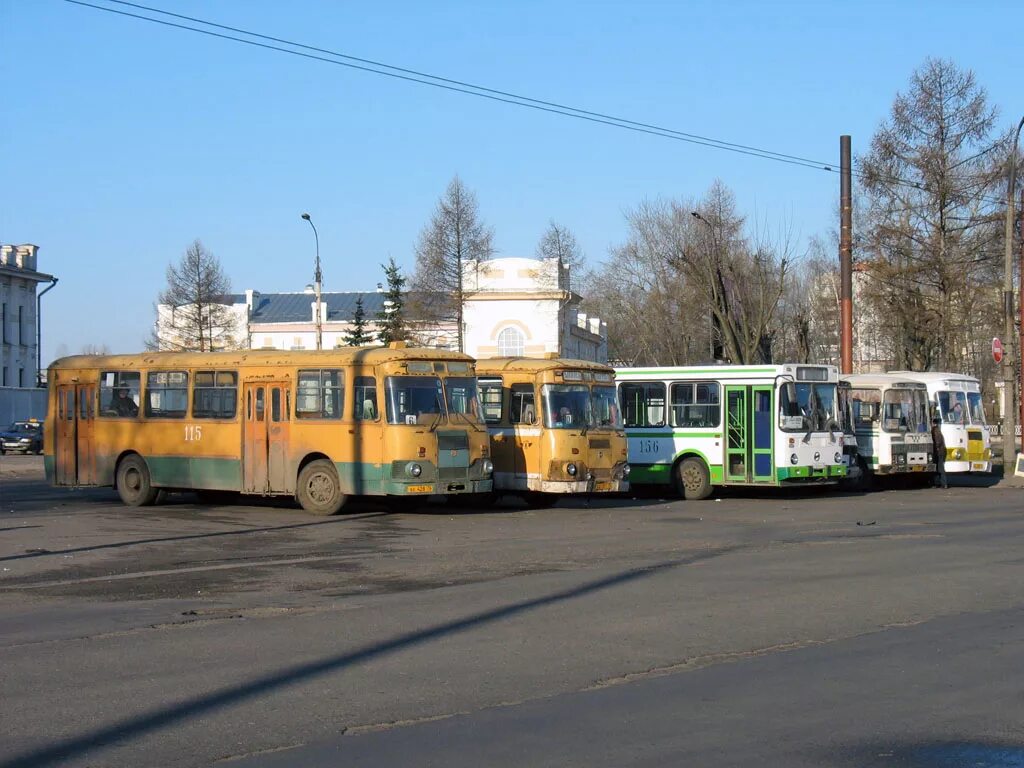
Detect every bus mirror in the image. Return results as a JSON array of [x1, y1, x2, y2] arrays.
[[781, 382, 798, 414]]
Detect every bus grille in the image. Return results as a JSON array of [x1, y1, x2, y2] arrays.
[[968, 430, 982, 441], [437, 431, 469, 451], [588, 438, 611, 449], [439, 466, 467, 480]]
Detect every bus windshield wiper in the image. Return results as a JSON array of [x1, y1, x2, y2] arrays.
[[428, 397, 444, 433]]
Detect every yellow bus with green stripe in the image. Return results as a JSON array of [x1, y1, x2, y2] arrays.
[[475, 357, 630, 507], [615, 364, 847, 499], [45, 345, 493, 514]]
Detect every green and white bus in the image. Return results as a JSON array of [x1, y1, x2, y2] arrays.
[[615, 364, 847, 499]]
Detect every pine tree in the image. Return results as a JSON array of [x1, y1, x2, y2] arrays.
[[376, 258, 407, 345], [342, 296, 372, 346]]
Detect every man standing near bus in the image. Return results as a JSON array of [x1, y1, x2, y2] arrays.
[[931, 416, 947, 489]]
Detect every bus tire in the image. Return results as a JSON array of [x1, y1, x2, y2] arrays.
[[676, 457, 712, 501], [297, 459, 346, 516], [117, 455, 159, 507]]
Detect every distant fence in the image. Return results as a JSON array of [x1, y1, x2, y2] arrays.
[[0, 388, 47, 424], [990, 423, 1023, 437]]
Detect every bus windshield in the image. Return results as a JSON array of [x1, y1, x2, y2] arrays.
[[937, 390, 969, 425], [385, 376, 445, 425], [778, 382, 839, 432], [967, 392, 986, 425], [444, 377, 485, 425], [542, 384, 592, 429], [882, 388, 929, 433], [591, 385, 621, 428]]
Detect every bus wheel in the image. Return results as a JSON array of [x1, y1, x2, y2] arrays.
[[297, 460, 346, 516], [117, 455, 159, 507], [676, 458, 712, 501]]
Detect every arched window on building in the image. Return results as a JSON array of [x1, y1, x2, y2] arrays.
[[497, 326, 525, 357]]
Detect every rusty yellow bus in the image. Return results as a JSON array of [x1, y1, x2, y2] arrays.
[[45, 345, 493, 514], [475, 357, 629, 507]]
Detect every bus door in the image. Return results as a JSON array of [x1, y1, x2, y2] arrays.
[[243, 383, 291, 494], [55, 385, 76, 485], [75, 384, 96, 485], [751, 386, 774, 482], [725, 385, 775, 484], [725, 386, 749, 482], [510, 384, 536, 482]]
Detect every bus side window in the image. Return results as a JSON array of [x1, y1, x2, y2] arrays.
[[620, 382, 665, 428], [478, 378, 503, 424], [510, 384, 535, 424], [354, 376, 377, 421]]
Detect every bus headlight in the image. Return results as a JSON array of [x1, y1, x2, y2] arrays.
[[566, 462, 578, 477], [834, 452, 842, 463], [406, 462, 423, 477], [954, 448, 965, 460], [482, 459, 494, 475], [790, 454, 799, 465], [623, 464, 631, 477]]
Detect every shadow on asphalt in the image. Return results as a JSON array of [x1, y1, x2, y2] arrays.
[[0, 546, 739, 768], [0, 512, 390, 563]]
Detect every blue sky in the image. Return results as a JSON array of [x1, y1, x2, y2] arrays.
[[2, 0, 1019, 363]]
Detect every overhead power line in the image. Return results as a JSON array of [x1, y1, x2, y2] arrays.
[[66, 0, 1009, 206]]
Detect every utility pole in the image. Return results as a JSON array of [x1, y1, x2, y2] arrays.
[[839, 135, 854, 375], [1002, 117, 1023, 470], [1019, 188, 1024, 456]]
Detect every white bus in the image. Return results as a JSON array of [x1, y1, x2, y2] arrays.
[[615, 364, 847, 500], [889, 371, 992, 473], [843, 374, 935, 484]]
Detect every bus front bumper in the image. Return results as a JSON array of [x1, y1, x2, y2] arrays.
[[531, 478, 629, 494], [777, 464, 847, 483]]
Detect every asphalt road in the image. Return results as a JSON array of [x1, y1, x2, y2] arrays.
[[1, 455, 1021, 767]]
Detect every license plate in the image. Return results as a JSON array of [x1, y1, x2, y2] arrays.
[[407, 485, 434, 493], [911, 466, 923, 472], [973, 463, 985, 470], [595, 481, 611, 491]]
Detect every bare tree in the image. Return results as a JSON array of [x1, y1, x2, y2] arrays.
[[151, 239, 238, 352], [535, 220, 584, 290], [673, 182, 790, 364], [858, 58, 1004, 378], [410, 176, 494, 352], [582, 182, 791, 366], [80, 343, 111, 356]]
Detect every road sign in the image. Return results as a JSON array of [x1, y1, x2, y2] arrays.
[[992, 337, 1004, 363]]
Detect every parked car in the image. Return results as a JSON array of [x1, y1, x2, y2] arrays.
[[0, 420, 44, 455]]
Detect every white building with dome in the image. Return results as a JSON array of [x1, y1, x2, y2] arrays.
[[156, 255, 608, 362]]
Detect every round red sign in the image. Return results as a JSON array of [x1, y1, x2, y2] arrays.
[[992, 337, 1004, 363]]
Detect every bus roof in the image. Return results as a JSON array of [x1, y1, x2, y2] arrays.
[[475, 357, 614, 375], [615, 363, 838, 381], [887, 371, 981, 387], [49, 346, 476, 371], [843, 373, 928, 390]]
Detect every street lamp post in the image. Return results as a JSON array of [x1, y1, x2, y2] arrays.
[[301, 212, 323, 351], [692, 211, 719, 361], [36, 276, 58, 387], [1002, 116, 1024, 469]]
